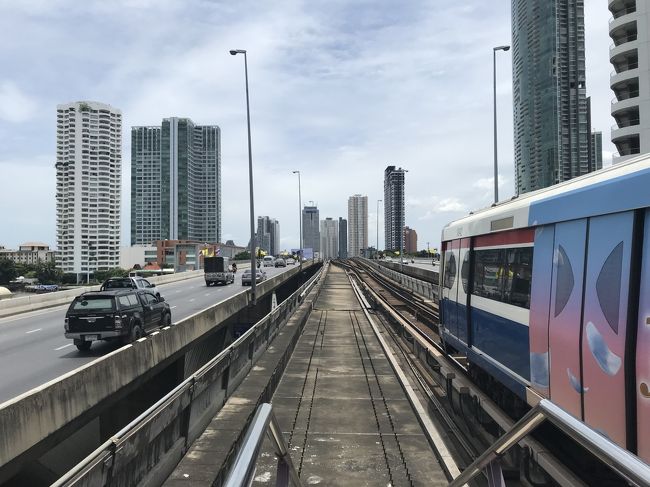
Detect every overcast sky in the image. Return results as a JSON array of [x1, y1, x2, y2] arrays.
[[0, 0, 614, 253]]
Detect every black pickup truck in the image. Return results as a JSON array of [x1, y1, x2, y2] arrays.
[[64, 289, 171, 351]]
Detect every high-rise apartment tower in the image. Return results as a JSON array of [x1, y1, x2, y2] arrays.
[[131, 118, 221, 244], [320, 218, 338, 260], [56, 101, 122, 280], [384, 166, 405, 251], [347, 194, 368, 258], [302, 205, 320, 253], [338, 218, 348, 259], [512, 0, 590, 194], [609, 0, 650, 162], [256, 216, 280, 256]]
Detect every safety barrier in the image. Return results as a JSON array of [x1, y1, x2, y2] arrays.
[[51, 264, 323, 487], [361, 259, 439, 301], [449, 398, 650, 487]]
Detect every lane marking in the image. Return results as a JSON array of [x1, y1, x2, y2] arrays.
[[204, 293, 211, 297], [171, 305, 178, 309], [189, 298, 195, 302], [54, 343, 73, 351], [25, 328, 42, 334]]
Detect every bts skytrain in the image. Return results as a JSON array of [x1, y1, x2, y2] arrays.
[[440, 155, 650, 462]]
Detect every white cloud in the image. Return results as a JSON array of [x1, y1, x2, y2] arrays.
[[0, 81, 37, 123]]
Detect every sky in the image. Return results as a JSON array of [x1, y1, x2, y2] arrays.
[[0, 0, 615, 253]]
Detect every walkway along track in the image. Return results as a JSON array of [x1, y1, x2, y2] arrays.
[[339, 258, 588, 487]]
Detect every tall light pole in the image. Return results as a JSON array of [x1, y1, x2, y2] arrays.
[[230, 48, 257, 305], [376, 199, 382, 259], [292, 171, 302, 265], [493, 45, 510, 204]]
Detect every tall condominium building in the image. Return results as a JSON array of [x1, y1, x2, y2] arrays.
[[302, 205, 320, 252], [56, 101, 122, 279], [384, 166, 405, 251], [609, 0, 650, 162], [338, 218, 348, 259], [404, 226, 418, 254], [590, 131, 603, 171], [512, 0, 590, 195], [131, 117, 221, 245], [256, 216, 280, 256], [347, 194, 368, 258], [320, 218, 338, 260]]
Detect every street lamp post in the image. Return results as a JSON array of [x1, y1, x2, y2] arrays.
[[376, 199, 382, 259], [292, 171, 302, 266], [230, 48, 257, 305], [493, 45, 510, 205]]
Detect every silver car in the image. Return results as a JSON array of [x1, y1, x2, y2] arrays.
[[242, 269, 266, 286]]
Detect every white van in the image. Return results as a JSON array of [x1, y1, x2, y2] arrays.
[[263, 256, 275, 267]]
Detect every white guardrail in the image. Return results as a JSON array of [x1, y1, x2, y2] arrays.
[[51, 264, 323, 487]]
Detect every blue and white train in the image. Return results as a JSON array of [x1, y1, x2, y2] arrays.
[[440, 156, 650, 462]]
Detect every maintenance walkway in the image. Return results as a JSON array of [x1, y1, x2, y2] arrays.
[[168, 264, 450, 486]]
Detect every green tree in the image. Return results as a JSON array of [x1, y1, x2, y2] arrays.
[[35, 261, 64, 284], [0, 259, 17, 284], [234, 251, 251, 261], [94, 268, 128, 282]]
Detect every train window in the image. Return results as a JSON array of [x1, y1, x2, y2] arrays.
[[461, 252, 470, 293], [473, 247, 533, 309], [554, 245, 574, 317], [472, 249, 504, 301], [596, 241, 623, 333], [503, 247, 533, 309], [443, 252, 456, 289]]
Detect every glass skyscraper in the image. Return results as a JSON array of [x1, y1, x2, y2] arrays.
[[512, 0, 590, 195], [131, 118, 221, 244], [384, 166, 405, 251]]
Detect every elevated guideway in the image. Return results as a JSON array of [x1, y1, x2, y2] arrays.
[[168, 264, 453, 486]]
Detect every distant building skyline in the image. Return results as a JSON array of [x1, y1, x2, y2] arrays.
[[512, 0, 591, 195], [256, 216, 280, 256], [320, 217, 338, 260], [384, 166, 406, 251], [55, 101, 122, 280], [131, 117, 221, 245], [347, 194, 368, 258], [590, 131, 603, 171], [404, 226, 417, 254], [302, 205, 320, 253]]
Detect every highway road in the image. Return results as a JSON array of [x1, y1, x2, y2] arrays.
[[0, 265, 294, 404]]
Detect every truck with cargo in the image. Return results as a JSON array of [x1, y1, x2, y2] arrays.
[[204, 256, 235, 286]]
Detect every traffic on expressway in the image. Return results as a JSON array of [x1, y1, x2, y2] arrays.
[[0, 265, 293, 404]]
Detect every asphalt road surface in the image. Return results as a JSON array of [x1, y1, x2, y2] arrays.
[[0, 265, 293, 404]]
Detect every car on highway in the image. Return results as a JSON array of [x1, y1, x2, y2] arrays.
[[101, 276, 161, 299], [286, 258, 296, 265], [274, 257, 286, 267], [242, 269, 266, 286], [64, 289, 171, 351], [262, 256, 275, 267]]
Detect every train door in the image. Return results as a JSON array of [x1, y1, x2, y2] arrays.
[[441, 240, 461, 339], [635, 210, 650, 461], [528, 225, 555, 399], [581, 211, 635, 448], [547, 219, 588, 419], [457, 239, 471, 344]]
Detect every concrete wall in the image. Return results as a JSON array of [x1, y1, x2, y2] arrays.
[[376, 260, 439, 285], [0, 261, 316, 478]]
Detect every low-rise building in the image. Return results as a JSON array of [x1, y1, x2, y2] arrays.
[[0, 242, 56, 265]]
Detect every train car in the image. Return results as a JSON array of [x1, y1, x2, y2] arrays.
[[440, 155, 650, 461]]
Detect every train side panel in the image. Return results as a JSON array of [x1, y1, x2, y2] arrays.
[[636, 210, 650, 461]]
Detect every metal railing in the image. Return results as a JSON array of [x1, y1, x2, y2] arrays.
[[449, 398, 650, 487], [52, 265, 323, 487], [224, 403, 302, 487]]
